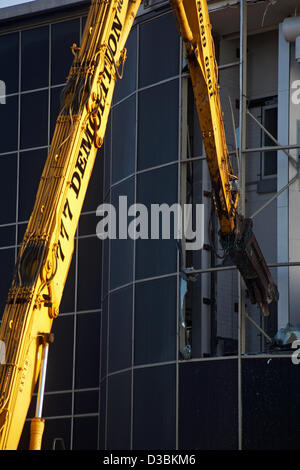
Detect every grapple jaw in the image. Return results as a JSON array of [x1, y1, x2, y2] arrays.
[[220, 216, 279, 317]]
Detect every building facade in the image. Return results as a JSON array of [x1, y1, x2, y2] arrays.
[[0, 0, 300, 450]]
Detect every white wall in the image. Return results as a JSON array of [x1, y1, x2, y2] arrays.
[[217, 30, 279, 351], [0, 0, 35, 7]]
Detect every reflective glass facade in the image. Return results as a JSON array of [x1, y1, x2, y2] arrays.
[[0, 0, 299, 452]]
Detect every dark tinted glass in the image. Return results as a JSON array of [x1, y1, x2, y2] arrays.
[[133, 364, 176, 450], [18, 149, 47, 221], [108, 286, 133, 373], [82, 147, 104, 213], [46, 315, 74, 391], [74, 390, 99, 415], [114, 27, 137, 103], [102, 236, 109, 299], [75, 312, 101, 389], [0, 95, 18, 153], [139, 13, 179, 88], [112, 95, 136, 183], [60, 253, 75, 313], [107, 371, 131, 449], [0, 32, 19, 94], [50, 85, 64, 139], [21, 26, 49, 91], [43, 393, 72, 417], [0, 248, 15, 319], [263, 107, 278, 176], [79, 213, 97, 237], [20, 417, 72, 450], [0, 226, 15, 247], [243, 357, 300, 450], [99, 382, 106, 449], [104, 114, 111, 198], [81, 16, 87, 36], [0, 154, 17, 224], [100, 297, 108, 380], [137, 79, 179, 171], [187, 79, 203, 158], [17, 222, 27, 244], [110, 177, 134, 289], [135, 164, 178, 280], [73, 416, 98, 450], [20, 90, 48, 149], [77, 237, 101, 311], [51, 19, 80, 86], [179, 360, 238, 450], [42, 418, 71, 450], [134, 276, 177, 365]]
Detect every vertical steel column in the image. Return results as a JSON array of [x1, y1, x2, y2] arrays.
[[239, 0, 247, 353], [238, 0, 247, 451]]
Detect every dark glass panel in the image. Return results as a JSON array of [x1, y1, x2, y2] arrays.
[[110, 176, 134, 289], [81, 16, 88, 36], [134, 276, 177, 365], [102, 236, 109, 299], [77, 236, 101, 311], [0, 248, 15, 320], [107, 371, 131, 449], [133, 364, 176, 450], [99, 382, 106, 449], [73, 416, 98, 450], [20, 90, 48, 149], [21, 26, 49, 91], [100, 297, 108, 380], [0, 225, 15, 247], [46, 315, 74, 392], [139, 13, 179, 87], [51, 19, 80, 86], [43, 418, 71, 450], [108, 286, 133, 373], [50, 85, 64, 140], [137, 80, 179, 171], [0, 32, 19, 94], [114, 27, 137, 103], [179, 359, 238, 450], [82, 147, 104, 213], [135, 164, 178, 280], [0, 154, 17, 224], [263, 107, 278, 176], [112, 95, 136, 184], [104, 114, 111, 198], [0, 95, 18, 153], [79, 213, 98, 237], [75, 312, 101, 389], [19, 418, 71, 450], [74, 390, 99, 415], [60, 252, 75, 314], [43, 393, 72, 417], [17, 222, 27, 244], [243, 357, 300, 450], [18, 149, 47, 222]]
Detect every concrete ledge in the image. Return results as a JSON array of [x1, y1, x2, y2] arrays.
[[0, 0, 240, 23], [0, 0, 88, 22]]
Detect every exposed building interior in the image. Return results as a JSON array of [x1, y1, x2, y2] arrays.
[[0, 0, 299, 451]]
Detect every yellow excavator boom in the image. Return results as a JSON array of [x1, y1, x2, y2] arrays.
[[171, 0, 279, 316], [0, 0, 142, 450], [0, 0, 278, 450]]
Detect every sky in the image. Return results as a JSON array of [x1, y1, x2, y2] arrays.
[[0, 0, 36, 7]]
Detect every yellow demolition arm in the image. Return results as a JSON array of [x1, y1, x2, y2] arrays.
[[0, 0, 142, 450], [170, 0, 278, 316], [0, 0, 278, 451]]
